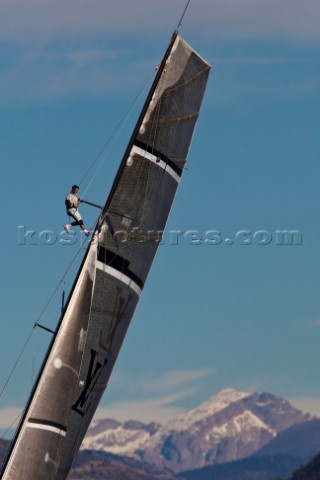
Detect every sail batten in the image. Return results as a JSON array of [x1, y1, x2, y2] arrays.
[[1, 32, 210, 480]]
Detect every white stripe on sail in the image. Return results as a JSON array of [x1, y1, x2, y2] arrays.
[[26, 422, 66, 437], [96, 261, 142, 297], [130, 145, 181, 184]]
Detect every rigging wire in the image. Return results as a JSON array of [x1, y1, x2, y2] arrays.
[[141, 77, 165, 229], [0, 412, 23, 442], [0, 71, 158, 402], [33, 236, 88, 329], [78, 76, 153, 200], [128, 68, 166, 225], [0, 327, 35, 400], [0, 8, 188, 416], [0, 8, 197, 472], [176, 0, 192, 30], [0, 235, 88, 401]]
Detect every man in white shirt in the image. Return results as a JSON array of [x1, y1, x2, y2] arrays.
[[64, 185, 90, 236]]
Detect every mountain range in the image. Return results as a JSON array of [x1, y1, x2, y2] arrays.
[[1, 388, 319, 479], [81, 388, 313, 473]]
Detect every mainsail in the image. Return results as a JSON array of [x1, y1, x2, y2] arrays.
[[1, 31, 210, 480]]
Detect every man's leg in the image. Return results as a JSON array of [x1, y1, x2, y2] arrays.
[[72, 211, 90, 236]]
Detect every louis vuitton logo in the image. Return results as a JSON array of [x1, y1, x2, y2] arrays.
[[72, 349, 108, 416]]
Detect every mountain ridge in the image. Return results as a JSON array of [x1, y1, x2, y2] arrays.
[[82, 388, 313, 473], [0, 390, 318, 480]]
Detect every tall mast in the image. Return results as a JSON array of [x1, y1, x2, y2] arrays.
[[1, 28, 210, 480]]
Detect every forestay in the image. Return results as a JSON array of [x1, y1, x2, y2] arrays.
[[1, 32, 210, 480]]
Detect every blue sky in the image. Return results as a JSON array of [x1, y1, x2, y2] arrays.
[[1, 0, 320, 433]]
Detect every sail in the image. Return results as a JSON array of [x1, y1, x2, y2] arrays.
[[1, 32, 210, 480]]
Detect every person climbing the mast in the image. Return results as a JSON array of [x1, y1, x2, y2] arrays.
[[64, 185, 91, 236]]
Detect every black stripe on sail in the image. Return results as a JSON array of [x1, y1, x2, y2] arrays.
[[97, 247, 144, 290], [28, 418, 67, 432], [134, 140, 182, 176]]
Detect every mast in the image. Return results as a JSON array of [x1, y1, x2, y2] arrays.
[[1, 31, 177, 478], [1, 30, 210, 480]]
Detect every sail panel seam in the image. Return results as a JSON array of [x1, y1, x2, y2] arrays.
[[157, 112, 199, 126], [164, 65, 211, 94]]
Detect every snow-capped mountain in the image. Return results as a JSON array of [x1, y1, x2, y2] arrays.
[[81, 389, 313, 473], [160, 388, 250, 433], [82, 418, 161, 456]]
